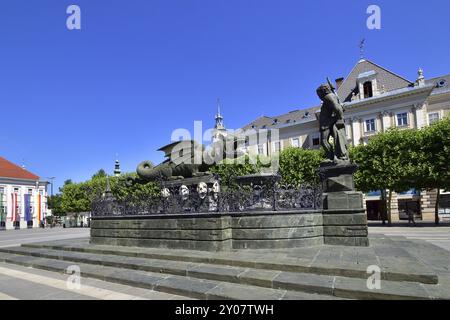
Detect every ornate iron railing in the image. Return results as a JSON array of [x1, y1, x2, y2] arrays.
[[91, 181, 322, 217]]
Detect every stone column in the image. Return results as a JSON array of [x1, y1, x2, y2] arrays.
[[415, 103, 426, 129], [5, 186, 13, 230], [351, 117, 361, 146], [377, 112, 384, 133], [390, 191, 400, 222], [346, 118, 354, 147], [421, 189, 438, 221], [390, 112, 396, 128], [409, 107, 417, 129], [359, 118, 364, 142], [381, 111, 391, 132]]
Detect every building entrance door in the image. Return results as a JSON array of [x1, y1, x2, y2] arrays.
[[366, 200, 383, 221]]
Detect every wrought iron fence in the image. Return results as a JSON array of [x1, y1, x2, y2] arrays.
[[91, 182, 322, 217]]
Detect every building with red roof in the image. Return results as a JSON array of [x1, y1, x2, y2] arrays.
[[0, 156, 48, 230]]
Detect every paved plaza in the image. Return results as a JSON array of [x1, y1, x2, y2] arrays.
[[0, 262, 189, 300], [1, 226, 450, 300], [0, 228, 186, 300], [0, 227, 89, 248], [370, 223, 450, 252]]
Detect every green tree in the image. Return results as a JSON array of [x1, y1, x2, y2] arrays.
[[91, 169, 107, 180], [47, 194, 64, 216], [416, 116, 450, 224], [60, 182, 91, 213], [351, 128, 419, 225], [210, 155, 272, 189], [59, 172, 160, 214], [279, 148, 325, 186]]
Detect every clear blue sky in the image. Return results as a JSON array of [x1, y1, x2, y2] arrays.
[[1, 0, 449, 191]]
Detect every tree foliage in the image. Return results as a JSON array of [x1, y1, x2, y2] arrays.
[[351, 128, 419, 193], [47, 194, 64, 216], [210, 155, 272, 189], [59, 172, 159, 214], [351, 116, 450, 224], [211, 149, 325, 188], [279, 148, 325, 186]]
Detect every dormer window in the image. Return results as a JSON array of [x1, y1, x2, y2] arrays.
[[437, 79, 448, 88], [357, 70, 378, 100], [363, 81, 373, 98]]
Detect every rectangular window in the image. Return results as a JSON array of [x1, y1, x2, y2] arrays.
[[312, 137, 320, 146], [363, 81, 373, 99], [397, 113, 408, 127], [292, 138, 300, 148], [365, 119, 376, 132], [428, 112, 440, 125]]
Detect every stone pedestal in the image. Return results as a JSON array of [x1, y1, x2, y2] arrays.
[[319, 164, 369, 247], [90, 211, 324, 251]]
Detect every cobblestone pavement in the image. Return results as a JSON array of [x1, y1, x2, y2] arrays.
[[369, 224, 450, 252], [0, 227, 89, 248]]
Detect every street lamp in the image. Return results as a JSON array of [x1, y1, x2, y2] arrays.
[[47, 177, 56, 197]]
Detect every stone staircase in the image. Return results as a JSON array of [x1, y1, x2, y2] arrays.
[[0, 239, 444, 300]]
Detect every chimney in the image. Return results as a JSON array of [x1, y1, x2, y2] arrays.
[[335, 77, 344, 89]]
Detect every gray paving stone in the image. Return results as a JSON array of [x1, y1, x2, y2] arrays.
[[155, 276, 219, 299], [238, 269, 281, 287], [103, 269, 165, 289], [0, 273, 96, 300], [422, 273, 450, 300], [187, 264, 246, 282], [273, 272, 334, 295], [333, 276, 431, 300], [281, 291, 346, 300], [206, 282, 285, 300], [1, 253, 43, 266]]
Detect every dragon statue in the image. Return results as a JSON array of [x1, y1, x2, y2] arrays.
[[128, 135, 246, 185]]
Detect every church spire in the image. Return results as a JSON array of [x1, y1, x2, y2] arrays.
[[214, 98, 225, 130], [114, 154, 121, 177]]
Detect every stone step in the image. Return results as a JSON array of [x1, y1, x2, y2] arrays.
[[21, 240, 438, 285], [0, 247, 434, 300], [0, 252, 340, 300]]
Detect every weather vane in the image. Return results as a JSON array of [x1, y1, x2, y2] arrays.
[[359, 38, 366, 60]]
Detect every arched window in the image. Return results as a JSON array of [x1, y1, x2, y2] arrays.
[[363, 81, 373, 98]]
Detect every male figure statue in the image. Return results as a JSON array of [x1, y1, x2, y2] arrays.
[[316, 83, 350, 165]]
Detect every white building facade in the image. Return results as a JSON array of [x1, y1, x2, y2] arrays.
[[240, 59, 450, 222], [0, 156, 48, 230]]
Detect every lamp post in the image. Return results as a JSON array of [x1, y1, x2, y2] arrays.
[[47, 177, 56, 197]]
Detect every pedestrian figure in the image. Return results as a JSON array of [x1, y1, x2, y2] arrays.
[[408, 209, 416, 226]]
